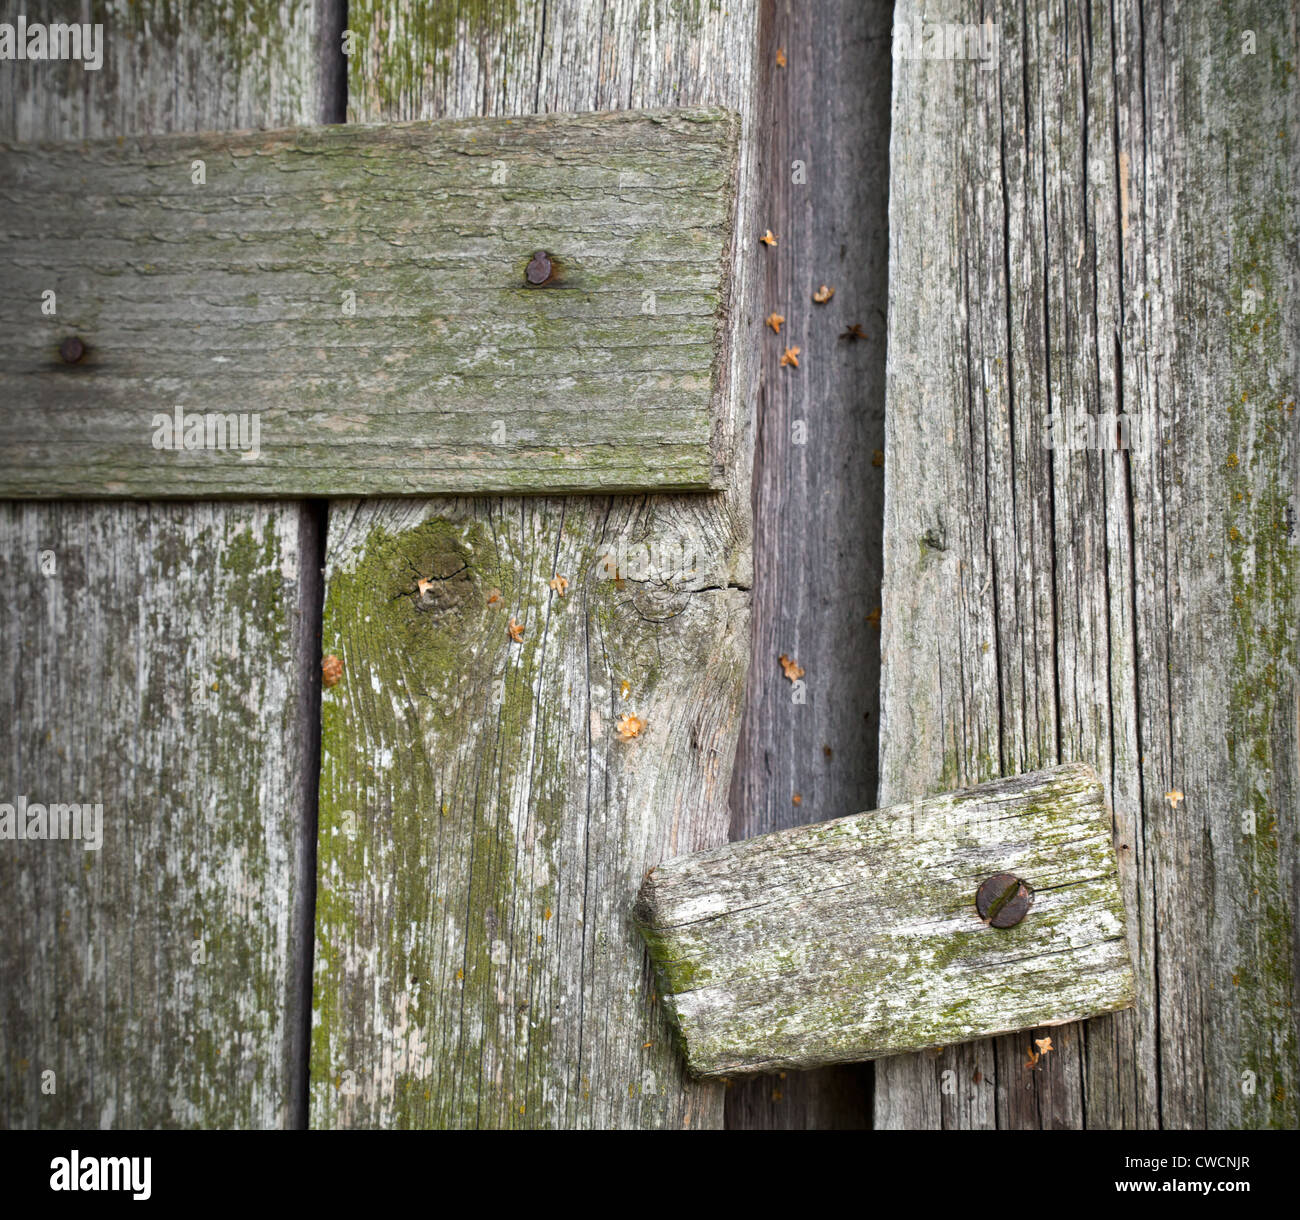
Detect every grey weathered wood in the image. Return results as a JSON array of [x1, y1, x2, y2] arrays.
[[0, 0, 327, 1128], [725, 0, 893, 1128], [309, 0, 759, 1129], [638, 764, 1135, 1077], [878, 0, 1298, 1128], [0, 108, 739, 497]]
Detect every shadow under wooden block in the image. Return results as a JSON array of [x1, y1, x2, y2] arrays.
[[637, 763, 1135, 1077]]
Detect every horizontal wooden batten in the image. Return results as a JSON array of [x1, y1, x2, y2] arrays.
[[636, 764, 1136, 1077], [0, 107, 739, 497]]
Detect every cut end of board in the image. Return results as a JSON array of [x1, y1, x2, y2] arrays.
[[635, 763, 1136, 1078]]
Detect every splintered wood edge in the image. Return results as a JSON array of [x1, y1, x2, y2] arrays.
[[635, 763, 1137, 1077]]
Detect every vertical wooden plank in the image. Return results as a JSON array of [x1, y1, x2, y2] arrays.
[[310, 2, 759, 1128], [725, 0, 892, 1129], [0, 0, 330, 1127], [877, 0, 1297, 1128]]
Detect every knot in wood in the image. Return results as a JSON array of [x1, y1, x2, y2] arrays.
[[410, 552, 473, 621]]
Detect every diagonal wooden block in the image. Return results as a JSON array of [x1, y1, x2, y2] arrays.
[[635, 763, 1135, 1077], [0, 106, 739, 498]]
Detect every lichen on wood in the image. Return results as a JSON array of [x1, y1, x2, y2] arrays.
[[877, 0, 1298, 1129], [636, 764, 1135, 1077], [0, 107, 740, 498], [0, 0, 325, 1130], [312, 0, 762, 1128]]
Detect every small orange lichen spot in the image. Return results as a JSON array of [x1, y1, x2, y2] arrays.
[[776, 47, 787, 67], [617, 713, 646, 741], [871, 449, 884, 467], [322, 655, 344, 688], [644, 1042, 654, 1049], [620, 679, 631, 699], [792, 793, 802, 806], [549, 574, 569, 597], [456, 968, 464, 981], [1166, 789, 1184, 809], [508, 616, 525, 643], [1229, 527, 1242, 542], [544, 907, 553, 921], [840, 323, 867, 341], [779, 345, 801, 368], [772, 1090, 784, 1101], [1035, 1036, 1054, 1055], [1227, 453, 1239, 468], [765, 312, 785, 334], [761, 229, 778, 247], [866, 607, 881, 629], [537, 933, 543, 944], [486, 588, 502, 607], [812, 284, 835, 303], [778, 653, 804, 681]]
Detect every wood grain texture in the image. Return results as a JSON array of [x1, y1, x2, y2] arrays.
[[309, 0, 760, 1128], [638, 764, 1134, 1076], [0, 0, 327, 1128], [0, 108, 740, 497], [877, 0, 1298, 1128], [726, 0, 892, 1128], [0, 502, 320, 1128]]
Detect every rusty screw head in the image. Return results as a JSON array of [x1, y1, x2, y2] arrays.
[[975, 872, 1034, 928], [525, 250, 553, 286], [59, 336, 85, 364]]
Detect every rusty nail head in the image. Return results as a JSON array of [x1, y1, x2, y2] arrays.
[[975, 872, 1033, 928], [525, 250, 553, 286], [59, 336, 85, 364]]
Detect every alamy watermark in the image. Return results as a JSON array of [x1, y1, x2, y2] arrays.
[[0, 17, 103, 70], [893, 16, 999, 70], [0, 796, 103, 850], [50, 1151, 150, 1200], [1042, 411, 1157, 455], [152, 406, 261, 461]]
